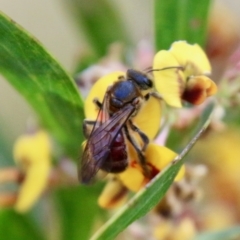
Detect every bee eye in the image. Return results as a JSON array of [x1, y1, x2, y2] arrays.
[[110, 98, 123, 108], [127, 69, 153, 90]]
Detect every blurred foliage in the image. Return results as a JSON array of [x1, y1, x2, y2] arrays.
[[67, 0, 131, 57], [66, 0, 131, 73], [0, 209, 44, 240], [0, 12, 84, 160], [54, 184, 105, 240], [166, 120, 196, 153], [0, 130, 14, 167], [154, 0, 212, 50], [193, 226, 240, 240]]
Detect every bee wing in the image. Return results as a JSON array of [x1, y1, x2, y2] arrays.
[[79, 103, 135, 184], [87, 93, 111, 137], [79, 92, 110, 183]]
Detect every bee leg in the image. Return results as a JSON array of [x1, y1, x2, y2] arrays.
[[128, 119, 149, 151], [93, 98, 102, 108], [144, 91, 163, 101], [123, 125, 150, 177], [83, 120, 96, 138]]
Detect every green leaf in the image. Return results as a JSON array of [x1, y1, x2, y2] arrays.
[[166, 121, 195, 152], [194, 226, 240, 240], [90, 102, 214, 240], [0, 128, 14, 167], [66, 0, 131, 57], [0, 12, 84, 159], [166, 103, 213, 152], [0, 209, 45, 240], [154, 0, 212, 50], [54, 184, 105, 240], [223, 106, 240, 127]]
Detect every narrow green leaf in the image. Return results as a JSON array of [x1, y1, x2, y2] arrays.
[[194, 226, 240, 240], [0, 209, 45, 240], [54, 184, 105, 240], [0, 12, 84, 159], [66, 0, 131, 57], [90, 102, 214, 240], [154, 0, 212, 50]]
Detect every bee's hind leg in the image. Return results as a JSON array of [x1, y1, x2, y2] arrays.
[[123, 125, 150, 177]]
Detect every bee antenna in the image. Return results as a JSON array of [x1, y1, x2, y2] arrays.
[[146, 66, 183, 74]]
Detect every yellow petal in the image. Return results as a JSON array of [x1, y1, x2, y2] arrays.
[[145, 143, 185, 181], [132, 96, 161, 140], [146, 144, 177, 169], [175, 164, 185, 181], [170, 41, 211, 75], [98, 178, 128, 209], [153, 50, 184, 107], [14, 161, 50, 212], [84, 71, 125, 119], [206, 79, 218, 96], [13, 131, 51, 212], [117, 164, 145, 192], [14, 131, 51, 166], [183, 76, 217, 105], [118, 143, 185, 192]]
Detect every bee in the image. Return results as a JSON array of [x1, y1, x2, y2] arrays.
[[79, 68, 180, 184]]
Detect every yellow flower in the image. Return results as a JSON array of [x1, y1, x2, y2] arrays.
[[98, 177, 129, 209], [13, 130, 51, 212], [153, 41, 217, 107], [117, 143, 185, 192], [98, 143, 185, 209], [84, 69, 185, 209]]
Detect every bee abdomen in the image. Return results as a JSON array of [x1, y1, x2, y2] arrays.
[[101, 132, 128, 173]]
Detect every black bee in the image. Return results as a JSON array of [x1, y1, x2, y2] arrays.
[[79, 67, 180, 184]]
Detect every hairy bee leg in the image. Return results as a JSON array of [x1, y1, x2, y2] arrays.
[[83, 120, 96, 138], [124, 125, 149, 177], [144, 91, 163, 101], [128, 119, 149, 151]]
